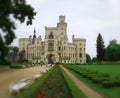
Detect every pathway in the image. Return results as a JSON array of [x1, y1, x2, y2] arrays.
[[0, 65, 47, 98], [61, 66, 106, 98]]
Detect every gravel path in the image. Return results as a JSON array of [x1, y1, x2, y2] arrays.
[[61, 66, 106, 98], [0, 65, 47, 98]]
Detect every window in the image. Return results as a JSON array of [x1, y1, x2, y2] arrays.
[[48, 43, 54, 50], [80, 48, 82, 51], [42, 46, 44, 51], [58, 46, 61, 51], [79, 53, 82, 58], [49, 33, 53, 39]]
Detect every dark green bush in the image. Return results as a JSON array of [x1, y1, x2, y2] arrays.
[[102, 80, 116, 88], [0, 60, 11, 66], [115, 75, 120, 80], [92, 77, 102, 84], [10, 64, 23, 68]]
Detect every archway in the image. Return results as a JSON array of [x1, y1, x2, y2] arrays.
[[48, 54, 54, 64]]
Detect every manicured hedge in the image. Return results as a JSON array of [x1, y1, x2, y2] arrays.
[[64, 65, 120, 88]]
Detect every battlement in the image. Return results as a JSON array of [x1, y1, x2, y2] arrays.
[[74, 38, 86, 42], [19, 38, 30, 42]]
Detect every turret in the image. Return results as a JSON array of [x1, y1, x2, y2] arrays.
[[72, 34, 75, 42], [29, 35, 32, 43], [59, 15, 65, 23]]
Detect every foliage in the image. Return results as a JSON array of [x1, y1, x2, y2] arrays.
[[86, 54, 92, 63], [0, 0, 36, 64], [9, 46, 19, 52], [10, 63, 23, 68], [18, 49, 25, 62], [9, 46, 19, 63], [64, 64, 120, 88], [96, 33, 105, 62], [0, 35, 9, 64], [92, 57, 98, 63], [105, 40, 120, 61]]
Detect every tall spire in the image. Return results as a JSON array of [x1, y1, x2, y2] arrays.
[[33, 28, 36, 38], [32, 28, 36, 43]]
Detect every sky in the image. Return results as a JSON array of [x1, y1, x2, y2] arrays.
[[11, 0, 120, 58]]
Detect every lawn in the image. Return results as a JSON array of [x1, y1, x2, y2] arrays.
[[79, 64, 120, 77], [67, 64, 120, 98]]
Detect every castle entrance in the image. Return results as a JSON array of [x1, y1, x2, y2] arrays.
[[48, 54, 54, 64]]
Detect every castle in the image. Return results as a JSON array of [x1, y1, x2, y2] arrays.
[[19, 15, 86, 64]]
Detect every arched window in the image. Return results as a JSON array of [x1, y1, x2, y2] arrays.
[[48, 43, 54, 50], [49, 33, 53, 39]]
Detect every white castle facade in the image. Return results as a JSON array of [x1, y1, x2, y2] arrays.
[[19, 16, 86, 64]]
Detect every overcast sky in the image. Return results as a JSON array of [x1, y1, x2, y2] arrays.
[[11, 0, 120, 58]]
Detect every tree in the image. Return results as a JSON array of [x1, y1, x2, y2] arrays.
[[92, 57, 97, 63], [96, 33, 105, 62], [0, 35, 9, 64], [19, 48, 25, 62], [105, 40, 120, 61], [9, 46, 19, 52], [9, 46, 19, 63], [86, 54, 92, 63], [108, 40, 117, 48], [0, 0, 36, 64]]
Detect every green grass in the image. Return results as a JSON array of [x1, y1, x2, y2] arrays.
[[69, 64, 120, 98], [10, 63, 24, 68], [79, 65, 120, 77], [60, 66, 87, 98]]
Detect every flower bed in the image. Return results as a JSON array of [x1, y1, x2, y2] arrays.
[[37, 65, 72, 98]]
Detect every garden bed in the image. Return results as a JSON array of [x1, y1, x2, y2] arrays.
[[37, 65, 72, 98]]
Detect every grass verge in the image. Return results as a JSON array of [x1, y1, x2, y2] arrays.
[[60, 66, 87, 98], [69, 68, 120, 98]]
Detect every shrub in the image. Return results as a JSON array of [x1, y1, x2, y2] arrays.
[[10, 64, 23, 68], [115, 74, 120, 80], [102, 80, 116, 88], [92, 77, 102, 84]]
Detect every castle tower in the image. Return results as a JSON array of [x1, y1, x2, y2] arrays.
[[59, 15, 65, 23], [32, 28, 36, 43]]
